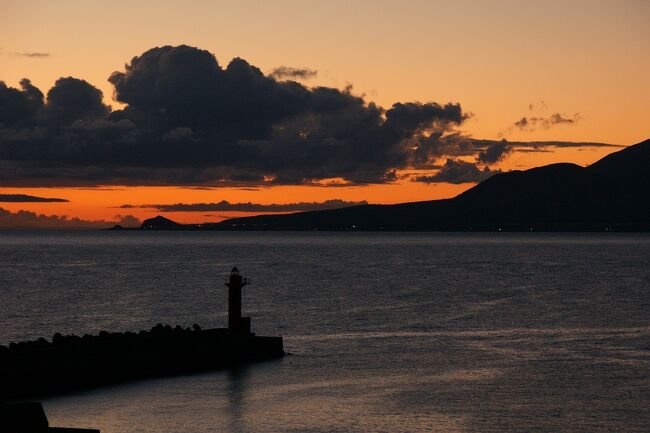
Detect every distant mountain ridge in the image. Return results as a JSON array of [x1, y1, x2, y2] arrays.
[[142, 139, 650, 231]]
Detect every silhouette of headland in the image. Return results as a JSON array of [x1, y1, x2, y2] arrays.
[[0, 268, 283, 400], [138, 138, 650, 231]]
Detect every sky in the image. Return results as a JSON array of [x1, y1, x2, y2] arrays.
[[0, 0, 648, 227]]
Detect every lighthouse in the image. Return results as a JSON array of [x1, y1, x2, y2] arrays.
[[225, 267, 251, 333]]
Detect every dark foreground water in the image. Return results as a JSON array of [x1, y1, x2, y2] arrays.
[[1, 231, 649, 432]]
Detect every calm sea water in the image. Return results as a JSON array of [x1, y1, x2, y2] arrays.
[[1, 231, 649, 432]]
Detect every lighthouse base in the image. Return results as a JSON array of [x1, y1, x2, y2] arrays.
[[228, 316, 251, 334]]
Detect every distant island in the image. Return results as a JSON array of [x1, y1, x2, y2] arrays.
[[135, 139, 650, 232]]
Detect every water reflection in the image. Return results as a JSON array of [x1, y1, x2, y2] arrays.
[[225, 366, 250, 433]]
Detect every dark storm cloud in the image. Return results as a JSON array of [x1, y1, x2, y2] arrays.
[[0, 45, 615, 187], [0, 207, 140, 229], [1, 45, 471, 186], [43, 77, 110, 126], [120, 199, 368, 212], [0, 194, 68, 202], [0, 76, 108, 137], [270, 66, 317, 80], [385, 102, 465, 130], [414, 159, 500, 184], [0, 79, 43, 127], [107, 46, 317, 136], [476, 140, 512, 164]]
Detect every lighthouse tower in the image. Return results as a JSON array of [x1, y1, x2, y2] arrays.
[[225, 267, 251, 333]]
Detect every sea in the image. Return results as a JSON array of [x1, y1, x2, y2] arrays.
[[0, 231, 649, 433]]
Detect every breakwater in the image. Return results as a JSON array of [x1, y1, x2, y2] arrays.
[[0, 324, 284, 400]]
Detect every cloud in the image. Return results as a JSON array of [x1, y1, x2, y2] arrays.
[[114, 214, 140, 227], [471, 138, 619, 149], [0, 45, 615, 188], [270, 66, 317, 80], [476, 140, 512, 164], [9, 52, 51, 58], [120, 199, 368, 212], [45, 77, 110, 125], [527, 100, 547, 113], [411, 137, 621, 185], [414, 159, 500, 184], [0, 207, 140, 229], [0, 45, 469, 187], [0, 194, 68, 202], [498, 103, 583, 136], [411, 135, 617, 168], [512, 112, 581, 132], [0, 79, 44, 127]]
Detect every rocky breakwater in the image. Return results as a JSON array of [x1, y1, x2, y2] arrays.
[[0, 324, 284, 400]]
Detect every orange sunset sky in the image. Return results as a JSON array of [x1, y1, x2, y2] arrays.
[[0, 0, 649, 226]]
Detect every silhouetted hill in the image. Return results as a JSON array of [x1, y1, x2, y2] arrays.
[[211, 139, 650, 231], [588, 138, 650, 176], [141, 215, 182, 230]]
